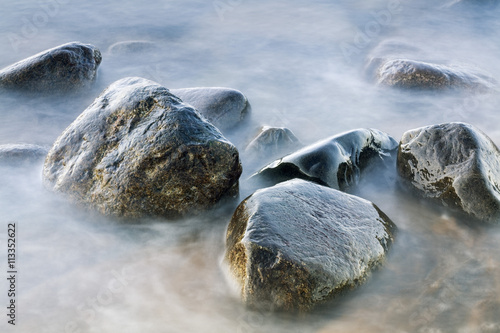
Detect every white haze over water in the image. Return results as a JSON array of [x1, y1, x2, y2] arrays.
[[1, 0, 500, 332]]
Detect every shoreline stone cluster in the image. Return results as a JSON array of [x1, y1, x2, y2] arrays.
[[1, 40, 500, 312]]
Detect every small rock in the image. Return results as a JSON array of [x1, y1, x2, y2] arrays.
[[0, 144, 48, 164], [377, 59, 495, 92], [108, 40, 157, 55], [171, 87, 250, 131], [224, 179, 397, 311], [245, 126, 300, 155], [252, 128, 398, 191], [397, 122, 500, 223], [43, 77, 242, 219], [0, 42, 102, 93]]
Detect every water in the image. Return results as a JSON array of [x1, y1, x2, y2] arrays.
[[1, 0, 500, 332]]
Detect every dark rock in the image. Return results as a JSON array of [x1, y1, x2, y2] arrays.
[[252, 128, 398, 191], [0, 144, 48, 164], [0, 42, 102, 93], [43, 77, 242, 219], [376, 59, 495, 92], [224, 179, 397, 311], [245, 126, 300, 156], [108, 40, 157, 55], [397, 122, 500, 223], [171, 87, 250, 131]]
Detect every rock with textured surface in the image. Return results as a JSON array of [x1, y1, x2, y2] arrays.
[[171, 87, 250, 131], [0, 42, 102, 93], [252, 128, 398, 190], [377, 59, 495, 91], [0, 144, 48, 164], [397, 122, 500, 223], [43, 77, 242, 219], [224, 179, 397, 311], [245, 126, 300, 155]]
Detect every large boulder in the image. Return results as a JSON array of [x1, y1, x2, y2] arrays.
[[224, 179, 397, 311], [376, 59, 495, 92], [170, 87, 250, 131], [43, 77, 242, 219], [0, 42, 102, 93], [397, 122, 500, 223], [251, 128, 398, 191]]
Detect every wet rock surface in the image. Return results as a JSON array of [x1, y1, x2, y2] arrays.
[[0, 144, 48, 164], [376, 59, 495, 91], [43, 77, 242, 219], [171, 87, 250, 131], [397, 122, 500, 223], [0, 42, 102, 93], [252, 128, 398, 191], [245, 126, 300, 156], [224, 179, 397, 311]]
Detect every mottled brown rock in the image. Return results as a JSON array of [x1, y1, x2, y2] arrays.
[[43, 77, 242, 219], [397, 122, 500, 223], [0, 42, 102, 93], [224, 179, 396, 311], [377, 59, 495, 91]]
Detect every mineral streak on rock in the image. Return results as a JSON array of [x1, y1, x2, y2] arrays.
[[43, 77, 242, 219], [397, 122, 500, 223], [252, 128, 398, 191], [224, 179, 397, 311], [0, 42, 102, 93]]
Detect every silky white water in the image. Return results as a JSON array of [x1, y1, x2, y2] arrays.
[[1, 0, 500, 332]]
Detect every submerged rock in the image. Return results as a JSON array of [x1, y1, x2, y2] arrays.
[[171, 87, 250, 131], [43, 77, 242, 219], [0, 144, 48, 164], [397, 122, 500, 223], [0, 42, 102, 93], [377, 59, 495, 92], [224, 179, 397, 311], [252, 128, 398, 191], [108, 40, 157, 55], [245, 126, 300, 156]]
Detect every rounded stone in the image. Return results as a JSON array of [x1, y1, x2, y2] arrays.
[[224, 179, 397, 311], [43, 77, 242, 219]]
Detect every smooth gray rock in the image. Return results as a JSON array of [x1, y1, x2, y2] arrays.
[[43, 77, 242, 219], [245, 126, 300, 155], [108, 40, 157, 55], [397, 122, 500, 223], [252, 128, 398, 191], [0, 144, 48, 164], [224, 179, 397, 311], [377, 59, 495, 92], [171, 87, 250, 131], [0, 42, 102, 93]]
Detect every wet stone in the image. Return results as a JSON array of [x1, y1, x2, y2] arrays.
[[245, 126, 300, 156], [171, 87, 251, 131], [0, 42, 102, 93], [224, 179, 397, 311], [397, 122, 500, 223], [43, 77, 242, 219], [0, 144, 48, 164], [252, 128, 398, 191], [376, 59, 496, 92], [107, 40, 158, 55]]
